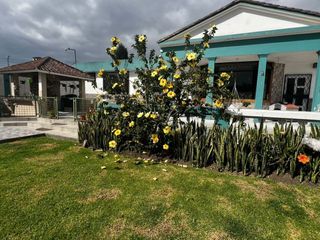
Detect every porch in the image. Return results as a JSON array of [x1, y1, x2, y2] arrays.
[[160, 25, 320, 114], [203, 51, 319, 112]]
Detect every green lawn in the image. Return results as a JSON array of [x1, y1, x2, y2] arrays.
[[0, 137, 319, 240]]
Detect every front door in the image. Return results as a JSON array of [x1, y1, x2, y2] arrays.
[[283, 74, 311, 111]]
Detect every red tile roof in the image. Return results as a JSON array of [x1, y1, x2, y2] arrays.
[[0, 57, 94, 80]]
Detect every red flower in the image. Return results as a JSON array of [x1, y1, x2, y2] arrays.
[[297, 154, 310, 165]]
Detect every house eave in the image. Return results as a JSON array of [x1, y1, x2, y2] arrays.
[[159, 25, 320, 48], [158, 0, 320, 43], [0, 69, 94, 81]]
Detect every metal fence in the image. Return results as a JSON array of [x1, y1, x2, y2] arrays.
[[0, 96, 37, 117], [38, 97, 59, 119], [1, 96, 104, 120], [73, 98, 96, 120]]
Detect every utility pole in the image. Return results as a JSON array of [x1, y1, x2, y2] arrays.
[[7, 56, 10, 66]]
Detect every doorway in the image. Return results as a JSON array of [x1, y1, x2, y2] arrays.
[[283, 74, 311, 111]]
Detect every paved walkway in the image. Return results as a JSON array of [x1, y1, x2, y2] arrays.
[[0, 127, 45, 143]]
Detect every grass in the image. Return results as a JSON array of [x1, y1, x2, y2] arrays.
[[0, 137, 320, 240]]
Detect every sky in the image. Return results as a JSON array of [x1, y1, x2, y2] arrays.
[[0, 0, 319, 67]]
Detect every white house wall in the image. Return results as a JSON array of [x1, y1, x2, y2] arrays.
[[129, 72, 139, 95], [85, 76, 104, 98], [85, 72, 138, 98], [192, 8, 310, 39]]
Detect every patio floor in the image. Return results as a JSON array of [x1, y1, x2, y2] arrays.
[[0, 127, 45, 143]]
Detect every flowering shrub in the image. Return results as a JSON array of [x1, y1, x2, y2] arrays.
[[78, 29, 320, 184], [94, 27, 232, 154]]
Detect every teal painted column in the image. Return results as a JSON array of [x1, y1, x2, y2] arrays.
[[206, 57, 216, 105], [255, 54, 268, 109], [311, 51, 320, 111]]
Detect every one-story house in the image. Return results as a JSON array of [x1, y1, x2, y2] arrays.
[[0, 57, 94, 116], [159, 0, 320, 112], [0, 57, 93, 98]]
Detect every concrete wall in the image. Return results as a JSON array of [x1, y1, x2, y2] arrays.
[[0, 74, 4, 96], [60, 80, 80, 96]]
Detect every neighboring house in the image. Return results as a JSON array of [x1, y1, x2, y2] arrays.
[[74, 58, 144, 98], [0, 57, 93, 98], [159, 0, 320, 112]]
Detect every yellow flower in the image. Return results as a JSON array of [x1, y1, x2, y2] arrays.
[[151, 134, 159, 144], [97, 69, 104, 78], [129, 121, 135, 127], [160, 64, 168, 71], [137, 112, 144, 118], [144, 112, 151, 118], [163, 88, 169, 94], [110, 46, 117, 55], [174, 73, 181, 79], [113, 59, 120, 66], [158, 75, 164, 81], [151, 70, 158, 77], [122, 112, 130, 118], [150, 113, 157, 119], [186, 52, 197, 61], [159, 78, 167, 87], [109, 140, 117, 149], [217, 79, 224, 87], [220, 72, 231, 80], [203, 42, 210, 48], [167, 91, 176, 98], [111, 36, 120, 44], [184, 33, 191, 39], [114, 129, 121, 136], [138, 35, 145, 42], [112, 83, 119, 89], [166, 82, 173, 89], [172, 56, 179, 64], [163, 126, 171, 135], [163, 144, 169, 150], [119, 69, 128, 75], [214, 99, 224, 108]]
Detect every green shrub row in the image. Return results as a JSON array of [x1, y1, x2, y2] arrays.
[[79, 112, 320, 183]]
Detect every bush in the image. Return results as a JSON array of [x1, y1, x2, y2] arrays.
[[89, 29, 232, 154], [78, 31, 320, 183]]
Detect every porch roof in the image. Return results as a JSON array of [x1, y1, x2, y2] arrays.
[[0, 57, 94, 81]]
